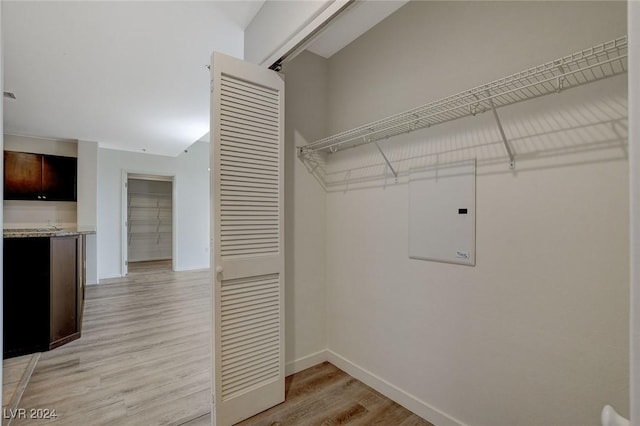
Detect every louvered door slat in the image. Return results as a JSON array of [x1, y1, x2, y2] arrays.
[[222, 78, 280, 100], [220, 106, 278, 125], [221, 113, 279, 133], [222, 288, 279, 303], [221, 324, 280, 347], [222, 194, 277, 201], [221, 161, 278, 171], [221, 173, 279, 182], [220, 102, 277, 125], [221, 190, 273, 197], [222, 350, 279, 378], [219, 136, 278, 150], [221, 310, 279, 329], [221, 225, 278, 232], [221, 82, 280, 102], [221, 86, 279, 108], [221, 129, 278, 146], [221, 151, 280, 166], [221, 292, 279, 310], [221, 229, 278, 236], [220, 100, 278, 117], [221, 248, 278, 257], [221, 89, 279, 112], [220, 138, 279, 155], [222, 201, 278, 207], [222, 357, 280, 386], [221, 146, 278, 160], [221, 167, 277, 179], [221, 174, 279, 184]]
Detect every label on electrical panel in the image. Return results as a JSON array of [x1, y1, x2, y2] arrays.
[[456, 251, 469, 259]]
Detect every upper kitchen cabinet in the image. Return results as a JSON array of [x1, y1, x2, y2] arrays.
[[4, 151, 77, 201], [42, 155, 78, 201], [3, 151, 42, 199]]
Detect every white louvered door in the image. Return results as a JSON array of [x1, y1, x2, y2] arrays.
[[210, 52, 285, 426]]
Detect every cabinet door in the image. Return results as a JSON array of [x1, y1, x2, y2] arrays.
[[50, 236, 78, 347], [77, 235, 85, 330], [42, 155, 77, 201], [3, 151, 43, 200], [3, 238, 50, 358]]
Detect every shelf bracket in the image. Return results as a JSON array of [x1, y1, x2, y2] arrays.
[[556, 65, 566, 92], [485, 90, 516, 169], [373, 141, 398, 180]]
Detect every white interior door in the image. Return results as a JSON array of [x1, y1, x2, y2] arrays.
[[210, 52, 285, 426]]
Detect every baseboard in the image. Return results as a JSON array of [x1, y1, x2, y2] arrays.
[[98, 273, 122, 281], [285, 350, 328, 376], [173, 266, 210, 272], [327, 350, 468, 426], [128, 256, 172, 262]]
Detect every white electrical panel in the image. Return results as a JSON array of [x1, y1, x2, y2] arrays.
[[408, 160, 476, 266]]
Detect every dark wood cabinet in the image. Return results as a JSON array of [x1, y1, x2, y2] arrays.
[[3, 235, 85, 359], [42, 155, 78, 201], [3, 152, 42, 200], [49, 236, 80, 348], [3, 238, 51, 357], [4, 151, 77, 201]]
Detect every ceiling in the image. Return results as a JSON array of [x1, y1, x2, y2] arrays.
[[2, 0, 405, 157], [3, 1, 264, 156], [306, 0, 407, 58]]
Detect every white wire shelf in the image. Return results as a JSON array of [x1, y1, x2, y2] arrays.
[[298, 36, 628, 164]]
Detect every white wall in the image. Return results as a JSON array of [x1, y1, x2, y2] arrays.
[[77, 140, 98, 284], [3, 133, 76, 156], [321, 2, 629, 426], [174, 141, 210, 271], [77, 140, 98, 230], [629, 1, 639, 424], [281, 51, 329, 373], [244, 0, 335, 66], [3, 134, 78, 228], [97, 141, 209, 279]]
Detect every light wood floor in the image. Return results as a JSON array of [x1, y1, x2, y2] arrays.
[[4, 260, 431, 426], [3, 353, 39, 421], [239, 362, 432, 426], [7, 260, 211, 425]]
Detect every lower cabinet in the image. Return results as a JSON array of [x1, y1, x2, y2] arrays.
[[3, 235, 85, 359], [49, 236, 81, 349]]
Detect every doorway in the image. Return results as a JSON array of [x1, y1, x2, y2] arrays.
[[122, 173, 175, 275]]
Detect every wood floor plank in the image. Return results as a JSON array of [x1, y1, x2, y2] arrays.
[[237, 362, 433, 426], [2, 354, 33, 410], [4, 260, 431, 426]]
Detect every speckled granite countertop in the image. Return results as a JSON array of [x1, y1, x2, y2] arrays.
[[3, 227, 96, 238]]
